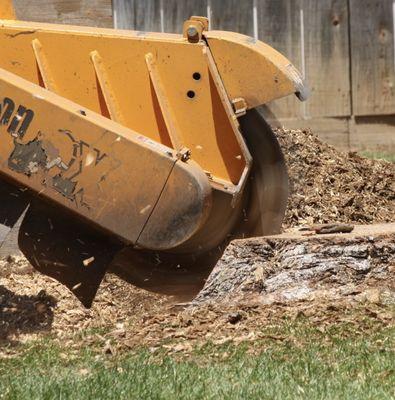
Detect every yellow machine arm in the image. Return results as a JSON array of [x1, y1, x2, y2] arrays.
[[0, 5, 307, 306], [0, 13, 306, 249]]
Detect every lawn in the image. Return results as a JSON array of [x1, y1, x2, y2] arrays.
[[360, 151, 395, 163], [1, 312, 393, 400]]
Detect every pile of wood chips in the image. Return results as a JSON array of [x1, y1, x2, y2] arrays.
[[275, 128, 395, 227]]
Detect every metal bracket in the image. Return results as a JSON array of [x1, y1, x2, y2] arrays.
[[176, 147, 191, 162], [183, 16, 209, 43], [32, 39, 58, 92], [202, 47, 252, 206], [145, 52, 185, 152], [232, 98, 248, 117], [90, 50, 124, 124]]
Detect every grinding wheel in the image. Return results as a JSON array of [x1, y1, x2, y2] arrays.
[[0, 109, 288, 305], [109, 109, 289, 298]]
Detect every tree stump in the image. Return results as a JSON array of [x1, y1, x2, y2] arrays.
[[194, 224, 395, 305]]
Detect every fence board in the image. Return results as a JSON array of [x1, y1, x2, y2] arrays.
[[13, 0, 113, 28], [257, 0, 303, 118], [72, 0, 395, 150], [303, 0, 350, 117], [113, 0, 160, 31], [162, 0, 208, 33], [210, 0, 253, 36], [350, 0, 395, 115]]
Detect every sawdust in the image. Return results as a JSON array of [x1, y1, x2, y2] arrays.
[[1, 261, 393, 355], [1, 241, 393, 354], [0, 129, 394, 352], [0, 268, 169, 343], [113, 297, 394, 354], [275, 128, 395, 227], [0, 255, 34, 278], [1, 263, 393, 356]]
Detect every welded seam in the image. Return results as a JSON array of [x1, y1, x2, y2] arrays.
[[135, 161, 176, 245]]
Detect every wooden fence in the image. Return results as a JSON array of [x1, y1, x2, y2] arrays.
[[12, 0, 395, 152]]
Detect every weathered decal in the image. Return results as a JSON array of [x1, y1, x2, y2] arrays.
[[8, 138, 46, 175], [0, 97, 34, 138], [49, 129, 108, 206], [7, 129, 110, 209], [0, 96, 114, 210]]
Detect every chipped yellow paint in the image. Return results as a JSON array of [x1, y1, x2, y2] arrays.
[[0, 67, 211, 249]]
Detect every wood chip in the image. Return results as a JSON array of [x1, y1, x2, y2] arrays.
[[83, 256, 95, 267]]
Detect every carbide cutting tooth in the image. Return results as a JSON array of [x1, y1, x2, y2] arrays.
[[0, 205, 29, 258], [17, 199, 124, 308], [0, 178, 31, 258]]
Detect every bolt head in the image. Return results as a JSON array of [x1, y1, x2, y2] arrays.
[[186, 26, 199, 42]]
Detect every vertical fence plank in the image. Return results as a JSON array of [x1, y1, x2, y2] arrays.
[[162, 0, 208, 33], [113, 0, 160, 31], [303, 0, 350, 117], [350, 0, 395, 115], [257, 0, 303, 118], [13, 0, 113, 27], [210, 0, 253, 36]]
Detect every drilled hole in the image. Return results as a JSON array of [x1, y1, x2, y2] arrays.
[[193, 72, 201, 81], [187, 90, 196, 99]]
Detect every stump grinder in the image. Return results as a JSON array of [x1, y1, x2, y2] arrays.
[[0, 1, 308, 306]]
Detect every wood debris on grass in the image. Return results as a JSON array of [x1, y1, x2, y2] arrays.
[[0, 128, 394, 354], [1, 264, 393, 356]]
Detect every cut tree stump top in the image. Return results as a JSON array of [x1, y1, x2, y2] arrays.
[[265, 223, 395, 241], [194, 223, 395, 306]]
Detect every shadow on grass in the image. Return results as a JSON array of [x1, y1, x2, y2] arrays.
[[0, 285, 56, 342]]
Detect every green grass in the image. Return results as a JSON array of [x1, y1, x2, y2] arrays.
[[360, 151, 395, 163], [1, 318, 394, 400]]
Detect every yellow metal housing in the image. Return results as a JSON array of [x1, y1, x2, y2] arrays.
[[0, 67, 213, 249], [0, 0, 15, 20], [205, 30, 308, 108], [0, 9, 307, 250]]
